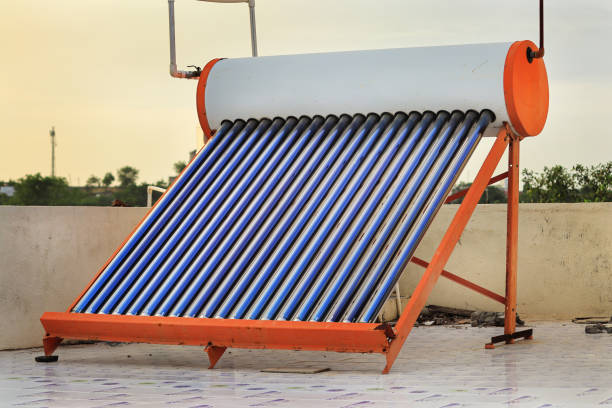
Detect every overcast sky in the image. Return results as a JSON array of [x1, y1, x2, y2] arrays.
[[1, 0, 610, 186]]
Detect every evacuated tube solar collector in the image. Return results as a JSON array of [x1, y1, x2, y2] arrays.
[[40, 37, 549, 373]]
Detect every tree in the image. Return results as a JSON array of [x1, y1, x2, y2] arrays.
[[449, 182, 507, 204], [102, 172, 115, 187], [154, 179, 168, 189], [86, 175, 101, 188], [521, 165, 579, 203], [572, 162, 612, 202], [117, 166, 139, 187], [113, 183, 147, 207], [174, 161, 187, 175], [11, 173, 74, 205]]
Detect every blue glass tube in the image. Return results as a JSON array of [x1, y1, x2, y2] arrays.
[[84, 120, 257, 314], [139, 117, 316, 317], [172, 118, 316, 318], [340, 111, 465, 322], [273, 113, 409, 321], [294, 112, 422, 322], [249, 114, 393, 320], [235, 114, 381, 320], [357, 111, 491, 323], [122, 118, 299, 316], [152, 116, 331, 317], [322, 111, 449, 322], [214, 116, 367, 320], [72, 120, 236, 313], [170, 115, 355, 317], [98, 119, 276, 315]]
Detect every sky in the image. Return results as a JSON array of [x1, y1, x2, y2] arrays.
[[1, 0, 611, 186]]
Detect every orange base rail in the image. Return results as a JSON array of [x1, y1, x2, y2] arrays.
[[39, 125, 530, 373], [40, 312, 390, 368]]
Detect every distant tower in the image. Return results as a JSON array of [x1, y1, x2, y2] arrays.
[[50, 127, 56, 177]]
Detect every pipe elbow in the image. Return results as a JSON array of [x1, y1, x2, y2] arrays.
[[170, 64, 199, 79]]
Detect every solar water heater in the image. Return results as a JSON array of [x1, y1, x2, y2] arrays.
[[39, 2, 548, 373]]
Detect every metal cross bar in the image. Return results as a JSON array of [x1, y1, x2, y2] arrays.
[[410, 256, 506, 304]]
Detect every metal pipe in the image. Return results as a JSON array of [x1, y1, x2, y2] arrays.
[[248, 0, 258, 57], [528, 0, 544, 60], [536, 0, 544, 58], [168, 0, 200, 79], [147, 186, 167, 207]]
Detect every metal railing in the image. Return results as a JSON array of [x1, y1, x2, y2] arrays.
[[147, 186, 167, 207]]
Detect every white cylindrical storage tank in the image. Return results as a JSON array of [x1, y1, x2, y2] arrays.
[[196, 41, 548, 138]]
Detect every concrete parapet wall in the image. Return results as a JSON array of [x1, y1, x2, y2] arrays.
[[397, 203, 612, 321], [0, 203, 610, 350], [0, 206, 147, 350]]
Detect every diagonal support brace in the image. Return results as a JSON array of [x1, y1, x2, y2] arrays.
[[382, 127, 510, 374]]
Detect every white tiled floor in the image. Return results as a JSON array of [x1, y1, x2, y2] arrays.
[[1, 322, 611, 407]]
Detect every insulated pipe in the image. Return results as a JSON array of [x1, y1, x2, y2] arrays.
[[248, 0, 258, 57], [196, 0, 257, 57], [168, 0, 200, 79], [169, 0, 258, 80]]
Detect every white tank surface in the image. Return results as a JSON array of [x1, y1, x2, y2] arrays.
[[197, 41, 548, 138]]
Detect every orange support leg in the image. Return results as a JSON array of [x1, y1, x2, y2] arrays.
[[504, 132, 519, 341], [382, 128, 510, 374], [484, 131, 533, 349], [205, 345, 226, 369], [43, 335, 62, 356]]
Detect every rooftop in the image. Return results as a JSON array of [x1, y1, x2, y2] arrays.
[[2, 322, 610, 407]]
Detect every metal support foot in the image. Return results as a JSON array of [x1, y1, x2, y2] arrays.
[[36, 335, 62, 362], [484, 328, 533, 349]]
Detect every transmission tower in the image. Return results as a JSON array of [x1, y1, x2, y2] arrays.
[[50, 127, 56, 177]]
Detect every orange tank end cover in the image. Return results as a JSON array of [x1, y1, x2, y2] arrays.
[[196, 58, 224, 139], [503, 40, 549, 137]]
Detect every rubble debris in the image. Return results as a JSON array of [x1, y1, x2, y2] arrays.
[[470, 311, 525, 327], [585, 323, 612, 334], [415, 305, 525, 327], [572, 316, 610, 325], [416, 305, 474, 326]]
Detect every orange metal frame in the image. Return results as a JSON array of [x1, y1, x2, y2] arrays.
[[40, 124, 530, 374]]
